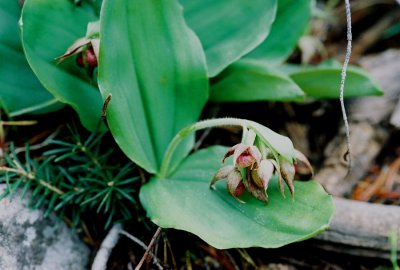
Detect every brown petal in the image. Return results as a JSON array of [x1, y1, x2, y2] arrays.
[[244, 170, 268, 202], [280, 159, 295, 198], [232, 144, 249, 165], [227, 170, 245, 203], [270, 159, 285, 197], [251, 169, 264, 188], [222, 144, 241, 163], [234, 182, 246, 197], [210, 165, 235, 189], [90, 39, 100, 60], [258, 159, 274, 190], [294, 149, 314, 177], [56, 37, 90, 62], [248, 145, 262, 165]]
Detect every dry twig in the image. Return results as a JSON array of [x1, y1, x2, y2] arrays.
[[340, 0, 353, 173], [135, 227, 162, 270]]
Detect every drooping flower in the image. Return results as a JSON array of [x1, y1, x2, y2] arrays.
[[210, 128, 313, 203]]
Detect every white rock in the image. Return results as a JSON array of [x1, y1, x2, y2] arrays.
[[0, 184, 90, 270]]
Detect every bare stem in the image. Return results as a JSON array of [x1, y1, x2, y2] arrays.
[[159, 118, 247, 178], [340, 0, 353, 173], [0, 166, 64, 195], [135, 227, 162, 270]]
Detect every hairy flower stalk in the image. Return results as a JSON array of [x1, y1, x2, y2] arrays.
[[210, 127, 312, 203]]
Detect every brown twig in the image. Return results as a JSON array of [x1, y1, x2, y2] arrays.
[[1, 120, 37, 126], [354, 157, 400, 201], [356, 167, 388, 201], [135, 227, 162, 270], [200, 245, 237, 270], [237, 249, 257, 269], [14, 128, 61, 154], [101, 94, 112, 128], [81, 220, 96, 246], [119, 230, 163, 269], [164, 234, 177, 270]]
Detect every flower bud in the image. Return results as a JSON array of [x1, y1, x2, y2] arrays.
[[86, 46, 98, 67], [257, 159, 274, 189], [236, 153, 256, 168]]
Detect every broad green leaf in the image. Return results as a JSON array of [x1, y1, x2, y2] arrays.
[[246, 0, 312, 63], [99, 0, 209, 173], [289, 66, 383, 98], [0, 0, 59, 116], [21, 0, 102, 130], [210, 59, 305, 103], [140, 146, 334, 249], [180, 0, 277, 77]]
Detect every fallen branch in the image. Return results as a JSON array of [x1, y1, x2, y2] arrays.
[[91, 223, 123, 270], [316, 197, 400, 258]]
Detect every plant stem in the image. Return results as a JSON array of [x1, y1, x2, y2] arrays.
[[340, 0, 353, 173], [159, 118, 248, 178], [0, 166, 64, 195]]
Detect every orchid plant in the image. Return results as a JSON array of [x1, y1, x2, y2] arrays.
[[0, 0, 383, 249]]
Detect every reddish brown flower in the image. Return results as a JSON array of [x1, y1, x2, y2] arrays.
[[222, 143, 261, 168]]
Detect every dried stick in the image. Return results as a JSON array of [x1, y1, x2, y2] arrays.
[[340, 0, 353, 173], [135, 227, 162, 270], [91, 223, 123, 270], [15, 129, 60, 154], [0, 166, 64, 195], [119, 230, 163, 270]]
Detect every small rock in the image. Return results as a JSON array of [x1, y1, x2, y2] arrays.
[[0, 184, 90, 270]]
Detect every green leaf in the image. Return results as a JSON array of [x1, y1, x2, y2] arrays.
[[246, 0, 312, 63], [180, 0, 277, 77], [140, 146, 334, 249], [0, 0, 59, 116], [210, 60, 305, 103], [98, 0, 209, 173], [21, 0, 102, 130], [289, 66, 383, 98]]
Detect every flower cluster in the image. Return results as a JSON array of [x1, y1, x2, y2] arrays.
[[210, 129, 312, 203]]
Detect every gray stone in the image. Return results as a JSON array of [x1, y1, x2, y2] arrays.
[[0, 184, 90, 270]]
